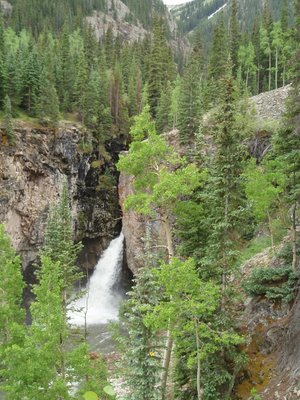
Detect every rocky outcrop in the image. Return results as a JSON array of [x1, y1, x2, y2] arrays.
[[0, 122, 124, 277], [87, 0, 148, 44], [250, 85, 291, 122], [87, 0, 190, 57], [234, 239, 300, 399], [248, 85, 291, 162]]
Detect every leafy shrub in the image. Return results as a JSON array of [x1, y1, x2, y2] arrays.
[[243, 266, 298, 303]]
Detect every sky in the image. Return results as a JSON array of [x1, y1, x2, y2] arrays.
[[163, 0, 191, 5]]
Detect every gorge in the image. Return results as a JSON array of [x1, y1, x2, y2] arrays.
[[0, 0, 300, 399]]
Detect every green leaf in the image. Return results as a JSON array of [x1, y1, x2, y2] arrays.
[[103, 385, 116, 396], [83, 391, 99, 400]]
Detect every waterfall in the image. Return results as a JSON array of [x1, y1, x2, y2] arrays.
[[69, 233, 124, 326]]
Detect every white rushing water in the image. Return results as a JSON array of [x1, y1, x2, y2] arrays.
[[69, 233, 124, 326]]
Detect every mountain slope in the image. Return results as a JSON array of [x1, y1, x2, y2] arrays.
[[171, 0, 292, 40], [7, 0, 170, 35]]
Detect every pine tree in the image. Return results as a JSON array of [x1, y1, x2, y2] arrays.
[[37, 67, 60, 126], [156, 81, 172, 134], [207, 14, 229, 106], [177, 38, 203, 144], [42, 184, 82, 298], [73, 49, 88, 120], [21, 44, 41, 115], [202, 64, 249, 302], [148, 18, 175, 117], [57, 24, 73, 112], [116, 260, 162, 400], [273, 0, 300, 270], [229, 0, 241, 76], [4, 95, 14, 144], [82, 69, 101, 129]]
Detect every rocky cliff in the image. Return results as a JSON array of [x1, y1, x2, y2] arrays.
[[0, 122, 124, 279]]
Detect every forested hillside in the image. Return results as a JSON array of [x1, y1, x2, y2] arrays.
[[171, 0, 291, 34], [0, 0, 300, 399]]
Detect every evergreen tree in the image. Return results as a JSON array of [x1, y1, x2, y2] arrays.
[[170, 75, 180, 129], [273, 0, 300, 270], [36, 67, 60, 126], [73, 48, 88, 120], [116, 257, 162, 400], [148, 18, 175, 117], [156, 81, 172, 134], [21, 44, 41, 114], [177, 38, 203, 143], [207, 14, 229, 106], [4, 95, 14, 144], [229, 0, 241, 76], [57, 24, 73, 112], [42, 184, 82, 301], [201, 64, 249, 302]]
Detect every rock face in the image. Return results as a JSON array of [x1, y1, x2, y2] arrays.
[[118, 169, 166, 275], [0, 122, 123, 278], [0, 0, 12, 16], [87, 0, 148, 44], [234, 239, 300, 399], [87, 0, 190, 57]]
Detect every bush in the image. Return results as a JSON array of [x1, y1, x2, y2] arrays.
[[243, 266, 298, 303]]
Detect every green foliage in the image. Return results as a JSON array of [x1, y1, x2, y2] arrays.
[[83, 392, 98, 400], [145, 258, 246, 400], [250, 388, 262, 400], [36, 68, 60, 126], [243, 158, 285, 221], [3, 95, 14, 143], [177, 37, 203, 143], [118, 106, 201, 217], [243, 266, 298, 302], [42, 183, 83, 293], [0, 225, 25, 352], [114, 264, 163, 400], [148, 18, 175, 117], [103, 385, 116, 397]]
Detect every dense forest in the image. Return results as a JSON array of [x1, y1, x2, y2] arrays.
[[0, 0, 300, 399]]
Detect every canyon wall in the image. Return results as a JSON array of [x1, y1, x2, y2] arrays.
[[0, 122, 124, 278]]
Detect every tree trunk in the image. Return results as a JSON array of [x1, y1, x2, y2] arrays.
[[246, 67, 249, 88], [269, 52, 272, 91], [292, 202, 298, 271], [161, 328, 174, 400], [163, 216, 174, 259], [161, 215, 175, 400], [195, 319, 202, 400], [275, 47, 278, 89]]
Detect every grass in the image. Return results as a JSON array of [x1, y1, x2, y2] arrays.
[[238, 217, 288, 266], [238, 235, 272, 265]]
